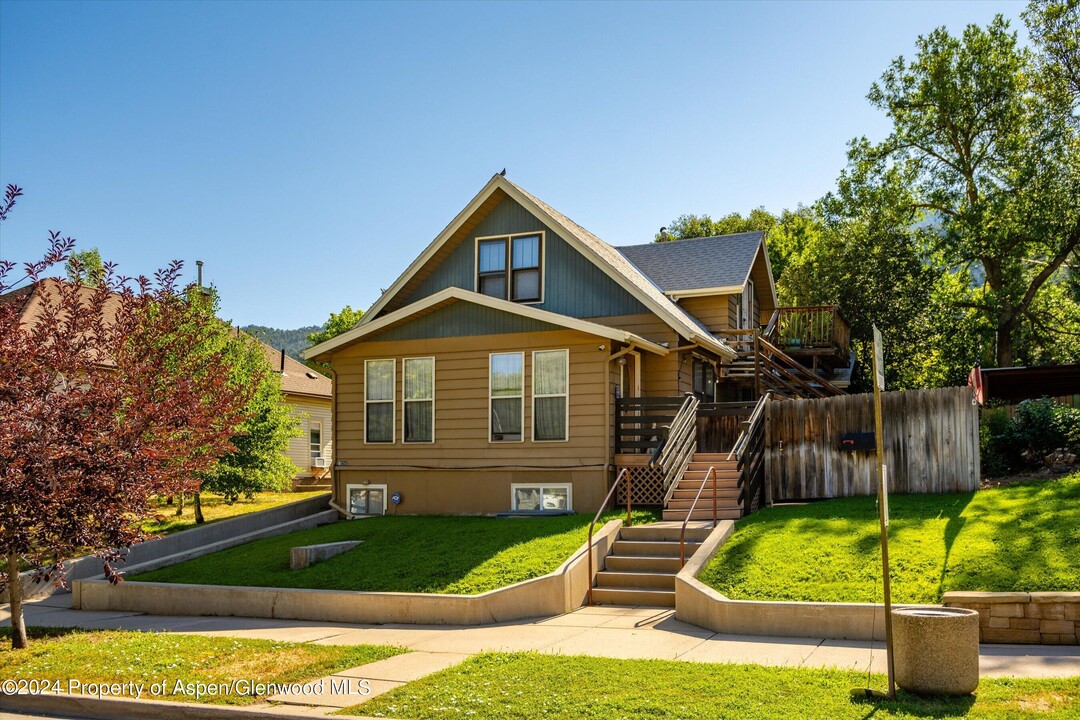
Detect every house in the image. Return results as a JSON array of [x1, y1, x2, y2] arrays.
[[254, 341, 333, 490], [305, 175, 852, 520], [4, 280, 335, 490]]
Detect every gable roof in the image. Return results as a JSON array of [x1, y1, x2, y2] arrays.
[[305, 286, 670, 360], [355, 175, 736, 359], [615, 232, 764, 294], [253, 338, 332, 399]]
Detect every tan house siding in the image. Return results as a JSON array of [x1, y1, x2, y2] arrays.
[[286, 396, 333, 478], [676, 296, 730, 334], [328, 329, 612, 515]]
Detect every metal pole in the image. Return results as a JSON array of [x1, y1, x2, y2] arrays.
[[872, 326, 895, 699]]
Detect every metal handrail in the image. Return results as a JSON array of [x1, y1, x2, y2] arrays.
[[587, 468, 632, 605], [680, 465, 718, 566]]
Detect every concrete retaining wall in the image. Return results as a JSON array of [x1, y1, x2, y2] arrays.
[[944, 591, 1080, 645], [73, 519, 622, 626], [6, 493, 331, 601], [675, 521, 916, 641]]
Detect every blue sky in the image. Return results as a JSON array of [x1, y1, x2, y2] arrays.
[[0, 0, 1025, 328]]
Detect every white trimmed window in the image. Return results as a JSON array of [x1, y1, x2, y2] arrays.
[[511, 483, 572, 512], [489, 352, 524, 442], [533, 349, 568, 441], [403, 357, 435, 443], [347, 484, 387, 516], [365, 359, 395, 443], [476, 233, 543, 303], [309, 421, 323, 462]]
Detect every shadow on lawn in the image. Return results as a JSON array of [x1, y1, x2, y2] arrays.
[[850, 690, 976, 719]]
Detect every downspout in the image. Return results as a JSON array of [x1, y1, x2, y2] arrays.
[[326, 358, 344, 517]]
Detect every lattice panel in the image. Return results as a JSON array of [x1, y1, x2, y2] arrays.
[[616, 464, 665, 506]]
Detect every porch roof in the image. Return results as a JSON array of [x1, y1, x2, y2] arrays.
[[305, 286, 671, 359]]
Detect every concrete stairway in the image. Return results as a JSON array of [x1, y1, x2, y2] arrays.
[[590, 523, 712, 607], [662, 454, 743, 522]]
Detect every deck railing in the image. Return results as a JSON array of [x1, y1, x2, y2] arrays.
[[765, 306, 851, 357], [656, 394, 699, 504]]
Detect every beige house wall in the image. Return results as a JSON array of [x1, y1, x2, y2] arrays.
[[328, 329, 614, 515], [285, 395, 333, 478]]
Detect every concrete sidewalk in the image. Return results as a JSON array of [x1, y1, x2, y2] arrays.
[[3, 593, 1079, 717]]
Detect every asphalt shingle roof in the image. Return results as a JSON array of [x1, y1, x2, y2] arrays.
[[614, 232, 764, 293], [504, 179, 729, 348]]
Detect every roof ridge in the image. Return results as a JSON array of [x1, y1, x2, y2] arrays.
[[616, 230, 765, 250]]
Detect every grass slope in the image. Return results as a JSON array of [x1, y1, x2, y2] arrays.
[[0, 628, 404, 706], [347, 652, 1080, 719], [142, 491, 326, 535], [133, 510, 657, 594], [699, 474, 1080, 604]]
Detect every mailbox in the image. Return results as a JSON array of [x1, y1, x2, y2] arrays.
[[839, 432, 875, 452]]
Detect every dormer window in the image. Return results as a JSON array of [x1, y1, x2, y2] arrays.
[[477, 232, 543, 303]]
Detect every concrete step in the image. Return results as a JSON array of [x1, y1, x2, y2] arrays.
[[595, 570, 676, 589], [590, 586, 675, 607], [612, 540, 698, 557], [618, 524, 712, 543], [663, 508, 743, 522], [604, 554, 683, 573]]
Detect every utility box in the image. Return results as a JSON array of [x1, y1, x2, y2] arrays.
[[838, 432, 875, 452]]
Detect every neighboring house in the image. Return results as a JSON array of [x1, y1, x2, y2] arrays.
[[3, 280, 335, 490], [305, 175, 851, 519], [254, 341, 333, 490]]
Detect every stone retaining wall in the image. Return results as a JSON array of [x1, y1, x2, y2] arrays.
[[942, 591, 1079, 645]]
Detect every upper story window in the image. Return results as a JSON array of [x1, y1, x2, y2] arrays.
[[477, 233, 542, 303], [365, 359, 395, 443]]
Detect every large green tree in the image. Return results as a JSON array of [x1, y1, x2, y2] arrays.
[[64, 248, 104, 287], [184, 291, 301, 515], [838, 13, 1080, 367], [307, 304, 364, 347]]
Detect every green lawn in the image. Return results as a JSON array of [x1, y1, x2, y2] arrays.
[[346, 652, 1080, 719], [699, 474, 1080, 604], [141, 491, 326, 535], [132, 509, 658, 594], [0, 628, 404, 706]]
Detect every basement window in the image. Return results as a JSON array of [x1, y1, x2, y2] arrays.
[[347, 484, 387, 516], [476, 232, 543, 303], [511, 483, 572, 512]]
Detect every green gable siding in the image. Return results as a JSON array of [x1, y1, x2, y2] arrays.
[[368, 301, 564, 342], [404, 196, 647, 319]]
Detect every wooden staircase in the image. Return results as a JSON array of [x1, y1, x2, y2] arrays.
[[591, 523, 712, 607], [662, 454, 743, 522]]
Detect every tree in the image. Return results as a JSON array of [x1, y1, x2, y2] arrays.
[[197, 320, 301, 507], [307, 304, 364, 347], [65, 247, 104, 287], [0, 185, 255, 648], [655, 208, 814, 281], [839, 14, 1080, 367], [1024, 0, 1080, 104]]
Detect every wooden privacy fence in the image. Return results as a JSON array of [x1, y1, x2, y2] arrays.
[[767, 386, 980, 501]]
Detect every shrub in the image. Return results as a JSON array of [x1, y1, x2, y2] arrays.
[[981, 398, 1080, 475]]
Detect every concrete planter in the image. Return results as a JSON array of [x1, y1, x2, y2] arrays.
[[893, 607, 979, 696]]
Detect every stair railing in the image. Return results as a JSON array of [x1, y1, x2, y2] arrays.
[[587, 468, 632, 606], [679, 465, 718, 566], [728, 392, 770, 516], [655, 394, 699, 505]]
